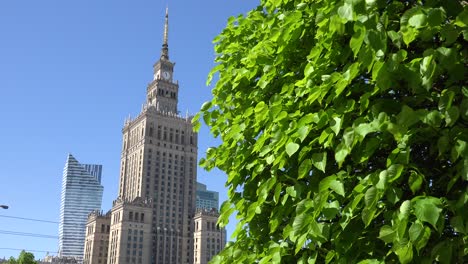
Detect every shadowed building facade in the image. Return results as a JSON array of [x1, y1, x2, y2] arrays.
[[59, 154, 104, 263]]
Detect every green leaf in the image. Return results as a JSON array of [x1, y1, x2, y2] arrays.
[[408, 171, 423, 194], [319, 176, 345, 196], [297, 125, 310, 142], [378, 225, 395, 243], [325, 250, 335, 264], [330, 117, 342, 135], [395, 242, 413, 264], [357, 260, 383, 264], [286, 142, 300, 157], [329, 178, 345, 197], [387, 164, 404, 182], [311, 152, 327, 173], [402, 27, 418, 46], [273, 183, 282, 204], [192, 113, 201, 131], [420, 55, 436, 88], [286, 186, 297, 198], [350, 22, 365, 57], [338, 3, 354, 21], [413, 226, 431, 253], [255, 101, 267, 114], [427, 7, 445, 27], [438, 89, 455, 112], [200, 101, 212, 111], [409, 221, 423, 242], [365, 186, 377, 207], [387, 31, 402, 48], [397, 105, 420, 127], [423, 110, 442, 127], [409, 13, 427, 28], [298, 159, 312, 179], [399, 200, 411, 220], [304, 63, 314, 77], [455, 8, 468, 27], [413, 197, 442, 229], [362, 207, 376, 227], [360, 138, 380, 163], [292, 213, 309, 236], [445, 106, 459, 127], [335, 143, 349, 167]]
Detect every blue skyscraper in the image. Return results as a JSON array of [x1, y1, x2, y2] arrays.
[[196, 182, 219, 211], [58, 154, 103, 262]]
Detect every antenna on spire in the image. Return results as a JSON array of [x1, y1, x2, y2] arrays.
[[161, 6, 169, 60]]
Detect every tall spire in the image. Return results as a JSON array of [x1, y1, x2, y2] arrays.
[[161, 7, 169, 60]]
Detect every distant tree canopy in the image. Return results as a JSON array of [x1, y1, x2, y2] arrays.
[[7, 250, 37, 264], [195, 0, 468, 263]]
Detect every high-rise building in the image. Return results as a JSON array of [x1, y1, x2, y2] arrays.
[[59, 154, 104, 263], [105, 8, 198, 264], [196, 183, 219, 211], [193, 209, 226, 264]]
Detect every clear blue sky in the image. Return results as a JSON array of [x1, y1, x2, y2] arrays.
[[0, 0, 258, 259]]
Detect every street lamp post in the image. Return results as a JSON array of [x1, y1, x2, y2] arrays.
[[0, 205, 8, 209]]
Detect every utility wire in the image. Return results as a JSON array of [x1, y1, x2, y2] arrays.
[[0, 247, 58, 254], [0, 215, 58, 224], [0, 230, 58, 239]]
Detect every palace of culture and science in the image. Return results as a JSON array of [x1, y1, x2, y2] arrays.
[[81, 9, 226, 264]]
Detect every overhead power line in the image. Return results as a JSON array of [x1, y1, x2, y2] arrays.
[[0, 229, 58, 239], [0, 214, 58, 224], [0, 247, 58, 254]]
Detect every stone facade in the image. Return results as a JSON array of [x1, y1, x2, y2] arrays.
[[193, 209, 226, 264], [85, 8, 232, 264], [83, 211, 111, 264], [104, 9, 198, 264], [108, 198, 153, 264]]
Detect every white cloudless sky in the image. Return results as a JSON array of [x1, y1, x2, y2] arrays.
[[0, 0, 259, 259]]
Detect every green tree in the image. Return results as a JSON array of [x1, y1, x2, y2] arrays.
[[7, 250, 37, 264], [196, 0, 468, 263]]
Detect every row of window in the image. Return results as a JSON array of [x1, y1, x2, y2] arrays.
[[147, 126, 196, 146], [128, 211, 145, 223]]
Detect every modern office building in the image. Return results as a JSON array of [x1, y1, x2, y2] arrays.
[[59, 154, 104, 263], [193, 209, 226, 264], [101, 8, 198, 264], [196, 182, 219, 211]]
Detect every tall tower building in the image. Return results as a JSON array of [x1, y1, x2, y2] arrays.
[[59, 154, 104, 263], [107, 8, 198, 264], [196, 183, 219, 211]]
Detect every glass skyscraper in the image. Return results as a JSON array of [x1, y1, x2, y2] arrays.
[[58, 154, 103, 263], [196, 182, 219, 211]]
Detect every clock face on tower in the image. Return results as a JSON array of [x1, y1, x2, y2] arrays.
[[162, 71, 171, 80]]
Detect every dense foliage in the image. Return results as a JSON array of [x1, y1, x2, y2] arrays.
[[7, 251, 37, 264], [195, 0, 467, 263]]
